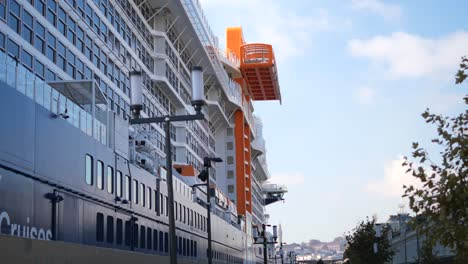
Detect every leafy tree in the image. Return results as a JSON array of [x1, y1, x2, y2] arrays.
[[403, 56, 468, 263], [343, 217, 394, 264]]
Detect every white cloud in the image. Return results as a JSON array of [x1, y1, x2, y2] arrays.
[[353, 86, 376, 105], [269, 172, 305, 187], [365, 156, 420, 197], [351, 0, 402, 21], [348, 31, 468, 80], [199, 0, 343, 62]]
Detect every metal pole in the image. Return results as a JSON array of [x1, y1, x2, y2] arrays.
[[165, 119, 177, 264], [206, 168, 213, 264], [263, 224, 268, 264], [281, 243, 284, 264]]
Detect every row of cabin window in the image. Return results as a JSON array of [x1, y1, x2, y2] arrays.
[[0, 0, 132, 121], [85, 155, 208, 232], [211, 249, 243, 264], [95, 213, 197, 257]]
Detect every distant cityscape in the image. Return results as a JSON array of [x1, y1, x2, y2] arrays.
[[282, 237, 346, 261]]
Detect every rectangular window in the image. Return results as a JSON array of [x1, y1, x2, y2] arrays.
[[140, 226, 145, 249], [159, 231, 164, 251], [116, 171, 122, 197], [116, 218, 123, 245], [133, 179, 138, 204], [106, 216, 114, 243], [0, 0, 5, 20], [146, 227, 152, 250], [165, 196, 168, 216], [125, 175, 130, 201], [124, 220, 131, 246], [164, 232, 168, 253], [85, 154, 93, 185], [21, 50, 33, 70], [97, 160, 104, 190], [8, 0, 20, 34], [96, 213, 104, 242], [107, 166, 114, 194], [141, 183, 145, 207], [133, 223, 138, 248], [7, 39, 19, 59], [153, 229, 158, 251], [147, 187, 151, 209]]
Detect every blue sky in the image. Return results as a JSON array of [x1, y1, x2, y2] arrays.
[[199, 0, 468, 243]]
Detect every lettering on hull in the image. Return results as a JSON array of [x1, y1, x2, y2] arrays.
[[0, 211, 52, 240]]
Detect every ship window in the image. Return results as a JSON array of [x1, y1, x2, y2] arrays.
[[133, 179, 138, 204], [153, 229, 158, 251], [226, 128, 233, 136], [159, 231, 163, 251], [175, 202, 178, 221], [97, 160, 104, 190], [146, 227, 152, 250], [141, 183, 145, 207], [106, 216, 114, 243], [178, 236, 182, 255], [96, 213, 104, 242], [227, 142, 233, 150], [190, 240, 194, 257], [165, 196, 168, 216], [107, 166, 114, 194], [85, 154, 93, 185], [7, 39, 19, 60], [116, 171, 122, 197], [125, 175, 130, 201], [164, 232, 168, 252], [227, 156, 234, 164], [140, 226, 145, 249], [133, 223, 138, 248], [194, 241, 197, 257], [182, 238, 186, 256], [147, 187, 151, 209], [124, 220, 131, 246], [116, 218, 123, 245]]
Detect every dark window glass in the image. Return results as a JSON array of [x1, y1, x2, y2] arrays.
[[0, 0, 5, 20], [146, 227, 152, 250], [96, 213, 104, 242], [124, 221, 131, 246], [140, 226, 145, 249], [164, 232, 168, 252], [125, 175, 130, 201], [153, 229, 158, 251], [0, 32, 5, 50], [7, 39, 19, 59], [35, 60, 45, 78], [35, 0, 45, 16], [106, 216, 114, 243], [46, 68, 55, 81], [97, 160, 104, 190], [116, 218, 123, 245], [107, 166, 114, 194], [178, 237, 182, 255], [21, 50, 33, 69], [159, 231, 163, 252], [133, 223, 138, 248], [85, 154, 93, 185]]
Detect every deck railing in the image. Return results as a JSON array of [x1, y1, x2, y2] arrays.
[[0, 51, 107, 145]]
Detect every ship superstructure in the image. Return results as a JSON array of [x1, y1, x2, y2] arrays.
[[0, 0, 285, 263]]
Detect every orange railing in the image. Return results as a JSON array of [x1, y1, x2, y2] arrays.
[[240, 44, 275, 68]]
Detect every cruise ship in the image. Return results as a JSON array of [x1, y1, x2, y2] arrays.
[[0, 0, 287, 263]]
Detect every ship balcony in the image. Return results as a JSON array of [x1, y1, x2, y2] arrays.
[[240, 44, 281, 101]]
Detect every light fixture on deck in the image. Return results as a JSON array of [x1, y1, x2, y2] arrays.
[[129, 71, 143, 118], [190, 66, 205, 113]]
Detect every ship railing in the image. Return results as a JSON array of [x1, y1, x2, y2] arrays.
[[181, 0, 244, 109], [0, 51, 108, 146]]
